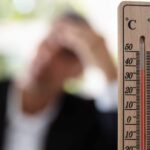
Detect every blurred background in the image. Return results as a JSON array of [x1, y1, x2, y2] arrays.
[[0, 0, 133, 112]]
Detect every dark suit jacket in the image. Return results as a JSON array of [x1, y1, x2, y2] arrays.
[[0, 79, 117, 150]]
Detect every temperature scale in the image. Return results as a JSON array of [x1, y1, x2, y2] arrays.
[[118, 1, 150, 150]]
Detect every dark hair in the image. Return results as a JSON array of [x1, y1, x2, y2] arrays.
[[57, 11, 89, 26]]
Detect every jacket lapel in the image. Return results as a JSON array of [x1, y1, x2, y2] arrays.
[[0, 79, 10, 150], [44, 93, 97, 150], [44, 94, 75, 150]]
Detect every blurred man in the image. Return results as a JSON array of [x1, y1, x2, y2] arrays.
[[0, 12, 117, 150]]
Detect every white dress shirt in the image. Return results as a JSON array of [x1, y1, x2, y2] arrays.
[[3, 84, 58, 150], [95, 81, 118, 112]]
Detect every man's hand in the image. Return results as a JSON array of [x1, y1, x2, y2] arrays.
[[50, 20, 117, 82]]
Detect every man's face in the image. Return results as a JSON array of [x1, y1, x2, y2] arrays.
[[30, 34, 83, 89]]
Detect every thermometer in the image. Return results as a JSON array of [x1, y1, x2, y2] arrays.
[[118, 1, 150, 150]]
